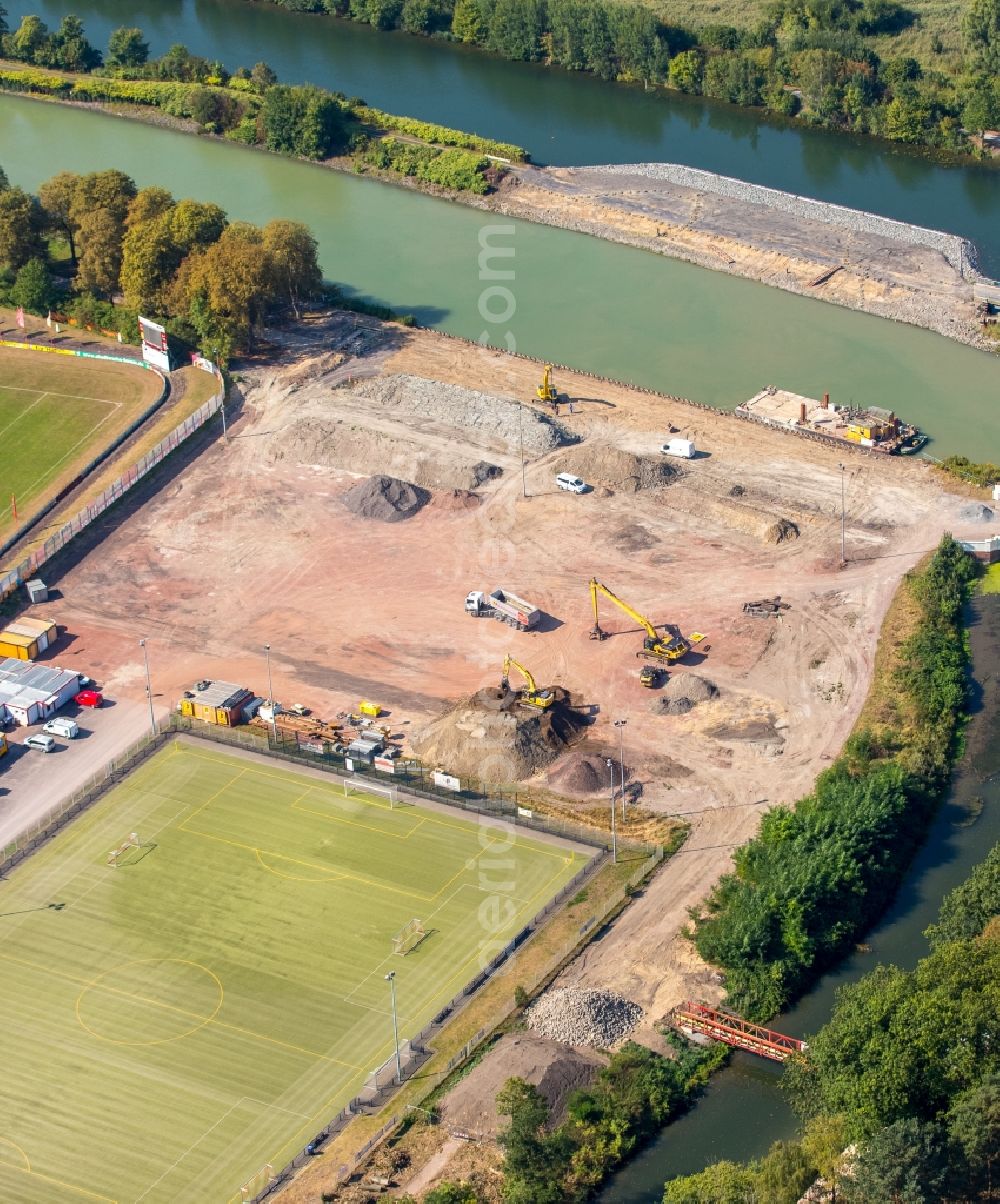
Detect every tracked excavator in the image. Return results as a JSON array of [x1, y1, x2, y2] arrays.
[[589, 578, 690, 663], [501, 653, 555, 709], [536, 364, 559, 404]]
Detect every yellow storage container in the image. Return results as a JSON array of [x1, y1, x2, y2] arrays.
[[359, 700, 382, 717], [179, 698, 194, 717], [0, 632, 37, 660]]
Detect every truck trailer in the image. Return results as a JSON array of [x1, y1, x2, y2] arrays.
[[465, 588, 541, 631]]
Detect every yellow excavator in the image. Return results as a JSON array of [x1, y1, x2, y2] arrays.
[[501, 653, 555, 709], [536, 364, 559, 404], [589, 578, 690, 662]]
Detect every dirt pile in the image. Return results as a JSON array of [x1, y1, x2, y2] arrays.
[[350, 373, 577, 455], [525, 988, 643, 1048], [440, 1034, 607, 1137], [653, 674, 719, 716], [411, 689, 586, 781], [268, 417, 502, 491], [553, 441, 677, 493], [342, 475, 429, 522], [666, 488, 801, 544], [431, 488, 482, 513], [547, 750, 631, 796]]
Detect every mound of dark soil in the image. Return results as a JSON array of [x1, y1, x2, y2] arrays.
[[652, 674, 719, 716], [342, 474, 429, 522], [548, 751, 627, 795]]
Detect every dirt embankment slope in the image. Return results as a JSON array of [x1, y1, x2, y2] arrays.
[[476, 164, 991, 351]]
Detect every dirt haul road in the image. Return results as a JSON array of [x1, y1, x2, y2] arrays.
[[29, 314, 999, 1041]]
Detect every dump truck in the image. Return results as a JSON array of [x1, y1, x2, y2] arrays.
[[465, 589, 540, 631]]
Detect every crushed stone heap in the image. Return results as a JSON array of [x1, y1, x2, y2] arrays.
[[342, 475, 429, 522], [525, 988, 644, 1048]]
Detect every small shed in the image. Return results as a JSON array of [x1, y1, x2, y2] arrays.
[[179, 679, 253, 726], [0, 617, 58, 661]]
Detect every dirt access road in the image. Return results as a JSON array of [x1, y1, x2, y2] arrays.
[[21, 313, 996, 1035]]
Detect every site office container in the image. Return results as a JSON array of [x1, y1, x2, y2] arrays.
[[7, 618, 57, 651], [0, 632, 37, 661]]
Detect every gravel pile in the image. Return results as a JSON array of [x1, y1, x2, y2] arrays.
[[342, 475, 429, 522], [580, 162, 973, 273], [525, 988, 643, 1048], [350, 373, 578, 456], [653, 673, 719, 716]]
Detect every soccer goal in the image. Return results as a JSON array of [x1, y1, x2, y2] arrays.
[[343, 779, 397, 808], [106, 832, 141, 867], [392, 917, 428, 956], [240, 1163, 274, 1199]]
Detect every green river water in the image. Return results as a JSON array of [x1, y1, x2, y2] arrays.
[[2, 95, 998, 460]]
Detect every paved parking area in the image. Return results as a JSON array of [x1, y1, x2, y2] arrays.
[[0, 697, 150, 850]]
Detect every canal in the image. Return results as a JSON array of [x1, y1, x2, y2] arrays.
[[8, 0, 1000, 274], [1, 94, 998, 460], [602, 590, 1000, 1200]]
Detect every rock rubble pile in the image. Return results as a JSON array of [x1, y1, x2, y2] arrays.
[[525, 988, 643, 1048]]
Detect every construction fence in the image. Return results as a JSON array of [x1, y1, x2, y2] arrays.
[[0, 369, 222, 602]]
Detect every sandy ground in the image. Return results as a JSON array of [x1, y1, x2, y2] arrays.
[[10, 315, 998, 1199], [479, 166, 990, 351]]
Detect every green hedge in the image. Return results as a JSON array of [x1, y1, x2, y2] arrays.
[[356, 137, 492, 192], [354, 104, 527, 160]]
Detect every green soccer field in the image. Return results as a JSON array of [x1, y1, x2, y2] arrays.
[[0, 742, 589, 1203], [0, 347, 162, 539]]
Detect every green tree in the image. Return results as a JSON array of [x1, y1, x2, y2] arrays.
[[250, 61, 278, 92], [75, 208, 125, 296], [496, 1078, 573, 1204], [963, 0, 1000, 73], [927, 843, 1000, 947], [5, 14, 50, 63], [107, 26, 149, 68], [50, 14, 101, 71], [0, 186, 44, 269], [668, 48, 704, 92], [843, 1117, 949, 1203], [10, 257, 56, 313], [662, 1160, 757, 1203], [451, 0, 490, 41], [947, 1075, 1000, 1198], [126, 186, 175, 229], [801, 1112, 849, 1199], [961, 73, 1000, 137], [262, 219, 321, 315], [424, 1185, 478, 1204], [38, 171, 81, 266]]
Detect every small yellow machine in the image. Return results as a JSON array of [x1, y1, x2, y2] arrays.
[[536, 364, 559, 404]]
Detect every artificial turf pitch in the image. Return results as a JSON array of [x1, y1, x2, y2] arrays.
[[0, 742, 589, 1202]]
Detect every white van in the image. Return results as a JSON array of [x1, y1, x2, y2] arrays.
[[43, 717, 79, 739], [556, 473, 587, 493], [661, 438, 696, 459]]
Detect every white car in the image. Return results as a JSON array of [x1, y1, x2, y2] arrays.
[[24, 734, 56, 753], [43, 717, 79, 739], [556, 472, 587, 493]]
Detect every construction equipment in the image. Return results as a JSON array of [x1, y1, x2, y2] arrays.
[[536, 364, 559, 404], [743, 596, 791, 618], [465, 588, 541, 631], [589, 578, 690, 663], [501, 653, 555, 709], [359, 700, 382, 718], [639, 665, 664, 688]]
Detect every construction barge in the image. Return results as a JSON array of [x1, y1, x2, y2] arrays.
[[736, 387, 927, 456]]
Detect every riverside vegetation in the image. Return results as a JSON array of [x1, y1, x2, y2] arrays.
[[690, 535, 980, 1019], [664, 842, 1000, 1203], [0, 165, 326, 363], [0, 11, 524, 195], [251, 0, 1000, 158]]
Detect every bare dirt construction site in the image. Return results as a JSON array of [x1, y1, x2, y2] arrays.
[[28, 313, 999, 1195]]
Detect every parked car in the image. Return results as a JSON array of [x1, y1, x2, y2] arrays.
[[43, 717, 79, 739], [556, 472, 587, 493], [75, 689, 104, 708], [24, 734, 56, 752]]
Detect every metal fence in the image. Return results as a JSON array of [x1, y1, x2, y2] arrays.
[[0, 365, 222, 601]]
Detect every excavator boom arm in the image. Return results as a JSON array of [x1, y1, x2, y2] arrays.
[[589, 578, 658, 641], [503, 653, 540, 696]]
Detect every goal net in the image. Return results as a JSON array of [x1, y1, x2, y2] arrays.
[[107, 832, 141, 867], [392, 917, 427, 956], [240, 1163, 274, 1200], [343, 779, 397, 807]]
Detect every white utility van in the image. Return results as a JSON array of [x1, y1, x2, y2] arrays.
[[556, 473, 587, 493], [661, 438, 696, 459], [24, 734, 56, 752], [43, 717, 79, 739]]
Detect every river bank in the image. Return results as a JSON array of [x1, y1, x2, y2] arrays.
[[11, 86, 995, 355]]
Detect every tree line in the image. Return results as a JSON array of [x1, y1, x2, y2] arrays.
[[0, 167, 323, 364], [0, 10, 519, 192], [664, 842, 1000, 1202], [689, 535, 980, 1020], [259, 0, 1000, 154]]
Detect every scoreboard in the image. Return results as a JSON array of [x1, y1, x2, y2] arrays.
[[138, 315, 171, 372]]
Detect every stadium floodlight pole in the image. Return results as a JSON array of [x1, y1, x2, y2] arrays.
[[264, 643, 276, 744], [519, 403, 527, 499], [385, 971, 402, 1084], [614, 718, 628, 823], [139, 638, 155, 735], [606, 758, 617, 864], [839, 463, 847, 565]]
